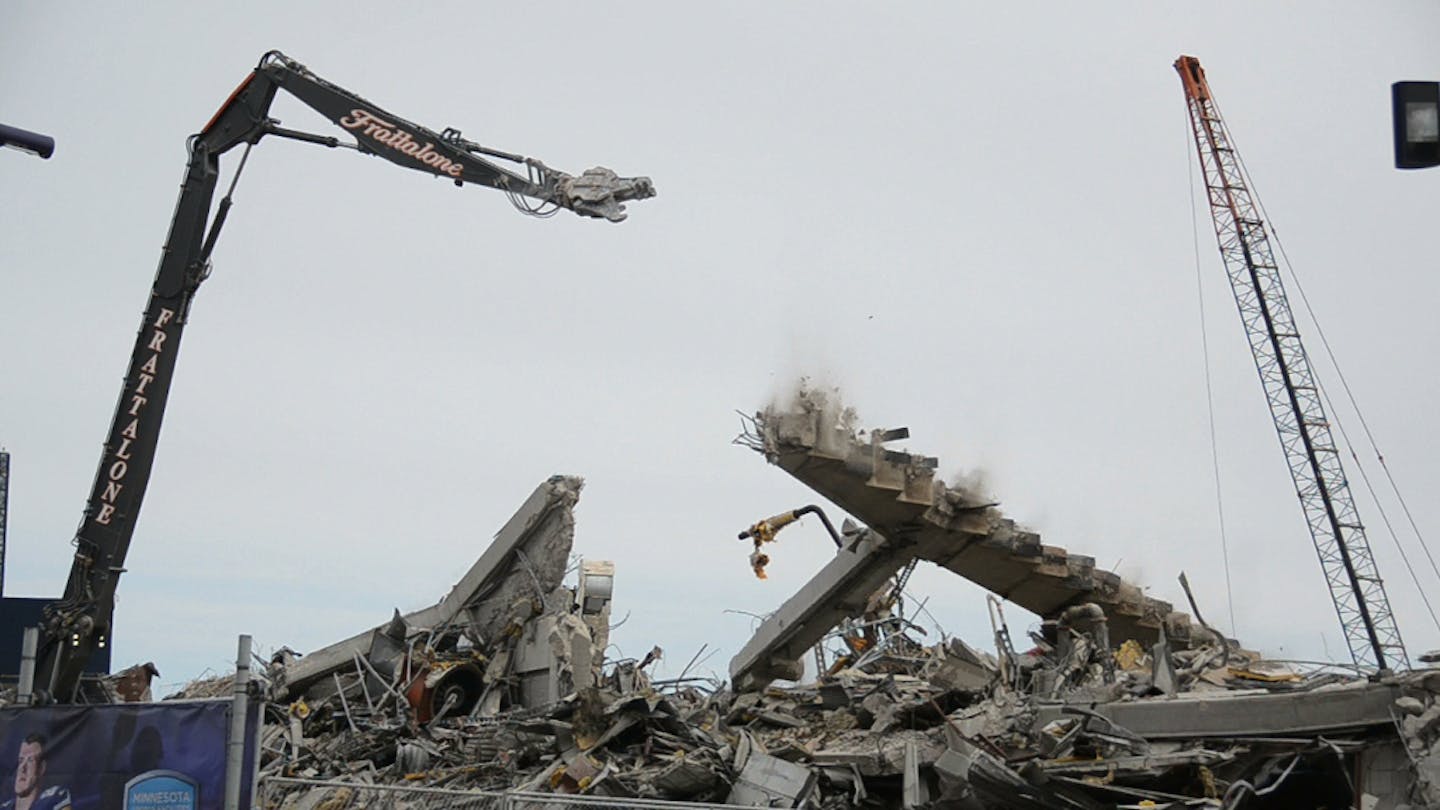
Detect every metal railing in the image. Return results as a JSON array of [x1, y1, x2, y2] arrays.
[[257, 778, 755, 810]]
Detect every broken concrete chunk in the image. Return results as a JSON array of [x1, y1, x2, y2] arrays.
[[728, 750, 816, 807], [1398, 696, 1427, 716], [280, 476, 584, 700], [652, 757, 721, 798]]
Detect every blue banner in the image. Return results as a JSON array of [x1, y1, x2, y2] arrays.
[[0, 701, 259, 810]]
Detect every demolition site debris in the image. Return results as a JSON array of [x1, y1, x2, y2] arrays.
[[8, 391, 1436, 809]]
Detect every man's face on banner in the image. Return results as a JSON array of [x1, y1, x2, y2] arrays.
[[14, 741, 43, 798]]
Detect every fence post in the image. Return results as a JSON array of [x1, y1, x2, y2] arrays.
[[225, 634, 253, 810]]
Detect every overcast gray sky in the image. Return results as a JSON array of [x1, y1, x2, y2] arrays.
[[3, 3, 1438, 691]]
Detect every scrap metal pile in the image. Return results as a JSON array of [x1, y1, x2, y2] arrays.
[[127, 393, 1439, 807]]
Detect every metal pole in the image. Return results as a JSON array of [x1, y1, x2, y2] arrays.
[[0, 448, 10, 597], [16, 627, 38, 705], [224, 634, 252, 810], [0, 124, 54, 159]]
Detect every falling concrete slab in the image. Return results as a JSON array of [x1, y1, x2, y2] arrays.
[[279, 475, 583, 698], [732, 390, 1195, 691]]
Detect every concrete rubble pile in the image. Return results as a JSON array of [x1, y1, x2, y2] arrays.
[[120, 391, 1438, 808]]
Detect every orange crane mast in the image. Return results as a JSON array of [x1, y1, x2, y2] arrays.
[[1175, 55, 1407, 673]]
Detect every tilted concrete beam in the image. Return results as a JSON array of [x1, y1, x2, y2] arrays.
[[731, 390, 1197, 691], [729, 527, 917, 692], [1031, 679, 1401, 739], [279, 475, 582, 698]]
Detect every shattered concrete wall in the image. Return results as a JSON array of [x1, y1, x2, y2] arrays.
[[279, 476, 589, 710], [576, 558, 615, 676], [458, 478, 581, 647]]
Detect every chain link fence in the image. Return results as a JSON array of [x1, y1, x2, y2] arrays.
[[504, 793, 753, 810], [258, 778, 505, 810], [257, 778, 755, 810]]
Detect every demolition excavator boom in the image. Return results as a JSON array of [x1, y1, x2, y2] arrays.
[[33, 51, 653, 703]]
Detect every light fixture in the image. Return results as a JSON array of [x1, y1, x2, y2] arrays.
[[1393, 81, 1440, 169]]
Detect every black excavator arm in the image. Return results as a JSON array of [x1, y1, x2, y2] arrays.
[[33, 51, 653, 703]]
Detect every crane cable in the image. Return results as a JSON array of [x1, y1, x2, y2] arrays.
[[1216, 98, 1440, 635], [1186, 115, 1239, 637], [1313, 366, 1440, 634]]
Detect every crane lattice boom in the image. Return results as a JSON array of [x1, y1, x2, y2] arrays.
[[1175, 55, 1407, 673]]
